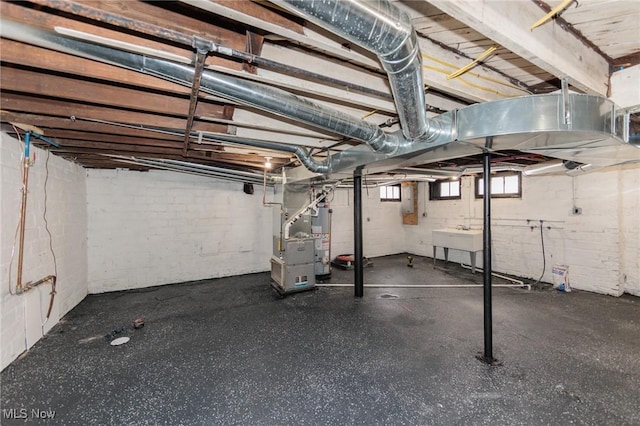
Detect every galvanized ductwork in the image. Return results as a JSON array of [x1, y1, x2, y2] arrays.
[[0, 19, 399, 157], [271, 0, 431, 142], [1, 11, 635, 181], [200, 133, 331, 174]]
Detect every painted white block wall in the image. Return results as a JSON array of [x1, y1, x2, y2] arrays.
[[610, 64, 640, 108], [619, 165, 640, 296], [1, 133, 87, 370], [86, 169, 273, 293], [330, 186, 405, 258], [405, 165, 640, 296]]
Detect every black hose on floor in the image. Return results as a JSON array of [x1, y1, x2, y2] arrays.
[[533, 220, 546, 288]]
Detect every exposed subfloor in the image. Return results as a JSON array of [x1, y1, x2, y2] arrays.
[[2, 254, 639, 425]]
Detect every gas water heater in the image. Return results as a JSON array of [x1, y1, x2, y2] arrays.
[[311, 203, 332, 280], [269, 181, 336, 295]]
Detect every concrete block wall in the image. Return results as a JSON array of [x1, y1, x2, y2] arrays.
[[1, 133, 87, 370], [330, 186, 405, 258], [405, 165, 640, 296], [618, 165, 640, 296], [86, 169, 273, 293]]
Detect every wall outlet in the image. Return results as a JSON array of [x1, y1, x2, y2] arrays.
[[572, 207, 582, 215]]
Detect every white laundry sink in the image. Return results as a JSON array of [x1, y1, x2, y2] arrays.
[[432, 229, 483, 272], [432, 229, 483, 252]]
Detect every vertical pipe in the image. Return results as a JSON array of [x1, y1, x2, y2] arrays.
[[16, 132, 32, 293], [482, 139, 493, 362], [354, 168, 364, 298]]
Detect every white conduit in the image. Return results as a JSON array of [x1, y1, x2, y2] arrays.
[[459, 263, 530, 290], [316, 283, 528, 289]]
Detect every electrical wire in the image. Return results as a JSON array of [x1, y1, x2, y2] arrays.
[[364, 174, 370, 197], [8, 212, 21, 296], [534, 220, 546, 287], [422, 53, 532, 97], [447, 46, 498, 80], [423, 64, 515, 98], [43, 150, 58, 277], [41, 150, 58, 326], [361, 109, 379, 119]]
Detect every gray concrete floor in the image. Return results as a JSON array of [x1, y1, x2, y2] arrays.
[[2, 254, 639, 425]]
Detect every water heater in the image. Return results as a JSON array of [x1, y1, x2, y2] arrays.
[[312, 203, 332, 280]]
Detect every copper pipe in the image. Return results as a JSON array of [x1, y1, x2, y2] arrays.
[[24, 275, 57, 319], [16, 156, 30, 293], [13, 133, 58, 320], [262, 167, 284, 252]]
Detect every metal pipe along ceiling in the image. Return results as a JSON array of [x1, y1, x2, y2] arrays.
[[271, 0, 431, 142], [199, 133, 331, 174], [107, 155, 273, 184], [1, 13, 633, 180], [0, 19, 399, 157]]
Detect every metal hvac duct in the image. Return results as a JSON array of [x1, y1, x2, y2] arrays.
[[271, 0, 431, 142], [199, 133, 331, 174], [1, 13, 635, 182], [74, 115, 330, 173], [0, 19, 399, 156]]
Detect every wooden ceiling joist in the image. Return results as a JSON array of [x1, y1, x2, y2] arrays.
[[1, 92, 226, 133], [1, 0, 635, 174], [0, 113, 242, 155], [42, 146, 270, 169], [0, 0, 243, 70], [0, 112, 229, 141], [428, 0, 612, 96], [0, 39, 192, 95], [25, 0, 249, 54], [0, 65, 226, 120], [35, 130, 189, 148]]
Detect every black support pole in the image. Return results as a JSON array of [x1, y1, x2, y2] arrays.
[[481, 138, 494, 363], [354, 168, 364, 298]]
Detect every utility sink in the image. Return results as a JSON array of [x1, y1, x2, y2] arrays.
[[432, 229, 483, 251], [432, 229, 483, 272]]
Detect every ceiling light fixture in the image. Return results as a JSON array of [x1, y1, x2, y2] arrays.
[[265, 156, 272, 169]]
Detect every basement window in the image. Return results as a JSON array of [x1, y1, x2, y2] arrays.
[[379, 184, 401, 202], [475, 172, 521, 198], [429, 179, 461, 200]]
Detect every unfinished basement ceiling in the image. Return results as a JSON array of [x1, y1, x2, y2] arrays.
[[1, 0, 638, 176]]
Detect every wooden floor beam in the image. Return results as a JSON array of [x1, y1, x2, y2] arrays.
[[1, 92, 229, 134], [1, 66, 226, 119]]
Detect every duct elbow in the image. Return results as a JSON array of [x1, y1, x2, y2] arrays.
[[306, 162, 331, 174], [274, 0, 431, 143], [294, 147, 331, 174], [368, 131, 402, 154]]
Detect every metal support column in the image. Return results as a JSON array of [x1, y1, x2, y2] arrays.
[[480, 137, 495, 364], [354, 167, 364, 298]]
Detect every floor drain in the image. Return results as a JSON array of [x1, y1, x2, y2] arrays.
[[380, 294, 399, 299]]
